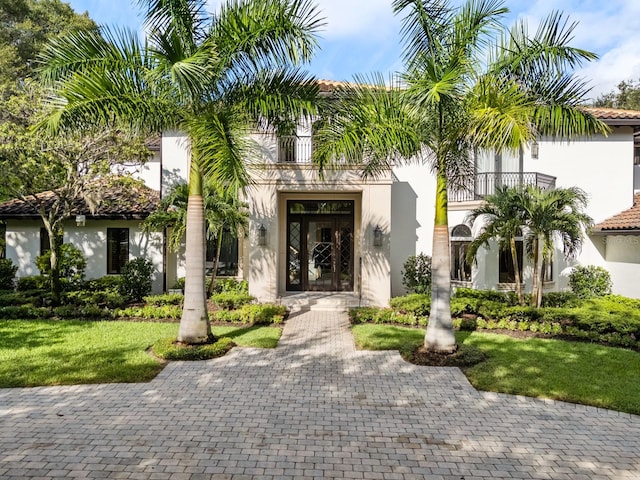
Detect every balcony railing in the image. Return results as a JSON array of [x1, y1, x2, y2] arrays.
[[449, 172, 557, 202], [278, 136, 313, 163]]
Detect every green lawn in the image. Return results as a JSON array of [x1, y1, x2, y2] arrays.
[[352, 324, 640, 415], [0, 320, 281, 388]]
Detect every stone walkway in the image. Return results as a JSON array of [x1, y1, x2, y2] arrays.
[[1, 310, 639, 479]]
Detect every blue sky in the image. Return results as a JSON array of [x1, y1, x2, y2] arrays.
[[67, 0, 640, 100]]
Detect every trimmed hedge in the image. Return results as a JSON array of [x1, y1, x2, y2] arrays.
[[211, 292, 254, 309]]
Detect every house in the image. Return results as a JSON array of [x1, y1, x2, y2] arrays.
[[1, 84, 639, 303]]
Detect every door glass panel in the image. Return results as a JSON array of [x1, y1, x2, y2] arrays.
[[308, 221, 334, 291], [338, 223, 353, 290], [288, 221, 301, 288]]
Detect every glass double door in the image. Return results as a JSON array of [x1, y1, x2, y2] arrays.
[[287, 214, 354, 292]]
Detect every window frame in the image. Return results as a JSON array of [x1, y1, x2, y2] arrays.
[[450, 224, 472, 282], [107, 228, 129, 274]]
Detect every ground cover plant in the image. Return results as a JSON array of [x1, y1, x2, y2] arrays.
[[351, 325, 640, 415]]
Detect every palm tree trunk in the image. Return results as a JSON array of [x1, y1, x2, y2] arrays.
[[178, 169, 211, 344], [536, 258, 545, 308], [530, 236, 540, 308], [510, 236, 523, 306], [425, 167, 456, 353], [206, 228, 223, 297]]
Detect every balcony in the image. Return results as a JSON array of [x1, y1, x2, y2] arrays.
[[278, 136, 313, 164], [449, 172, 556, 203]]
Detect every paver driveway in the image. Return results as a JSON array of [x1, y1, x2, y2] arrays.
[[1, 310, 639, 479]]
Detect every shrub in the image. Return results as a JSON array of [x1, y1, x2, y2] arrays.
[[36, 243, 86, 289], [0, 305, 51, 319], [210, 303, 286, 325], [16, 275, 49, 292], [114, 304, 182, 319], [212, 278, 249, 294], [172, 277, 185, 291], [84, 276, 122, 293], [144, 293, 183, 306], [119, 258, 154, 301], [541, 292, 582, 308], [569, 265, 612, 298], [402, 253, 432, 294], [389, 294, 430, 317], [64, 290, 126, 309], [0, 291, 40, 306], [153, 336, 235, 361], [0, 259, 18, 290], [211, 291, 254, 309]]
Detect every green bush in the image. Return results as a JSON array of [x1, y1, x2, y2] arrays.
[[402, 253, 432, 294], [16, 275, 49, 292], [541, 292, 582, 308], [153, 336, 234, 361], [569, 265, 612, 298], [114, 304, 182, 319], [144, 293, 184, 306], [119, 258, 154, 301], [0, 305, 52, 319], [211, 291, 254, 309], [0, 291, 41, 306], [64, 290, 126, 309], [389, 294, 430, 317], [36, 243, 86, 289], [210, 303, 286, 325], [0, 259, 18, 290], [84, 276, 122, 293], [212, 278, 249, 294], [348, 306, 422, 326]]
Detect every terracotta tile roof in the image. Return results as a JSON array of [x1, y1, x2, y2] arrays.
[[145, 135, 161, 151], [593, 194, 640, 232], [317, 79, 351, 92], [582, 107, 640, 124], [0, 178, 159, 220]]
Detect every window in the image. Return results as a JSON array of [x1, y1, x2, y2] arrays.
[[451, 224, 472, 282], [499, 233, 523, 283], [205, 229, 239, 276], [40, 227, 50, 256], [107, 228, 129, 274], [0, 222, 5, 259], [543, 258, 553, 283]]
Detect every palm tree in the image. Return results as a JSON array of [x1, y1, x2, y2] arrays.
[[524, 186, 592, 308], [313, 0, 607, 353], [465, 186, 527, 305], [38, 0, 323, 343], [143, 182, 249, 295]]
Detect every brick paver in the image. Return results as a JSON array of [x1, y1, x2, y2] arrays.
[[1, 310, 639, 479]]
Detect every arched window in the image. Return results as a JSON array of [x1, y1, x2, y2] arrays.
[[451, 224, 472, 282]]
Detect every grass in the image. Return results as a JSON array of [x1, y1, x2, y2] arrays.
[[0, 320, 281, 388], [352, 324, 640, 415]]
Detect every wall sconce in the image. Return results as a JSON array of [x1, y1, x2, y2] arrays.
[[531, 141, 539, 159], [258, 224, 267, 246], [373, 225, 383, 247], [75, 214, 86, 227]]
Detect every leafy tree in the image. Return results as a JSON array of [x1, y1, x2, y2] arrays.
[[524, 186, 592, 308], [402, 253, 432, 294], [0, 82, 150, 304], [39, 0, 322, 343], [466, 186, 527, 305], [0, 0, 96, 83], [143, 181, 249, 295], [36, 242, 86, 289], [594, 79, 640, 111], [313, 0, 607, 352]]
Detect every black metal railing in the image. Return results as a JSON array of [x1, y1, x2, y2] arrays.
[[449, 172, 557, 202]]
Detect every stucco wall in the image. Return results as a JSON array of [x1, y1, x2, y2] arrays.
[[6, 219, 165, 294]]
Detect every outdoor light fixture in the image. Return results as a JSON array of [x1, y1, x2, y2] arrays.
[[258, 224, 267, 246], [531, 141, 539, 159], [373, 225, 383, 247], [75, 214, 86, 227]]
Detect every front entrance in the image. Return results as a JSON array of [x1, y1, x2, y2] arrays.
[[286, 200, 354, 292]]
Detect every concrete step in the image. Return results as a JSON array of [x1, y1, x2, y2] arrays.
[[280, 293, 361, 312]]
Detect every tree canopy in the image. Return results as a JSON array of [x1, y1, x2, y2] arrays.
[[0, 0, 96, 83], [594, 79, 640, 111]]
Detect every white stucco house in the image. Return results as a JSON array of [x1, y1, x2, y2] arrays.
[[1, 85, 640, 304]]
